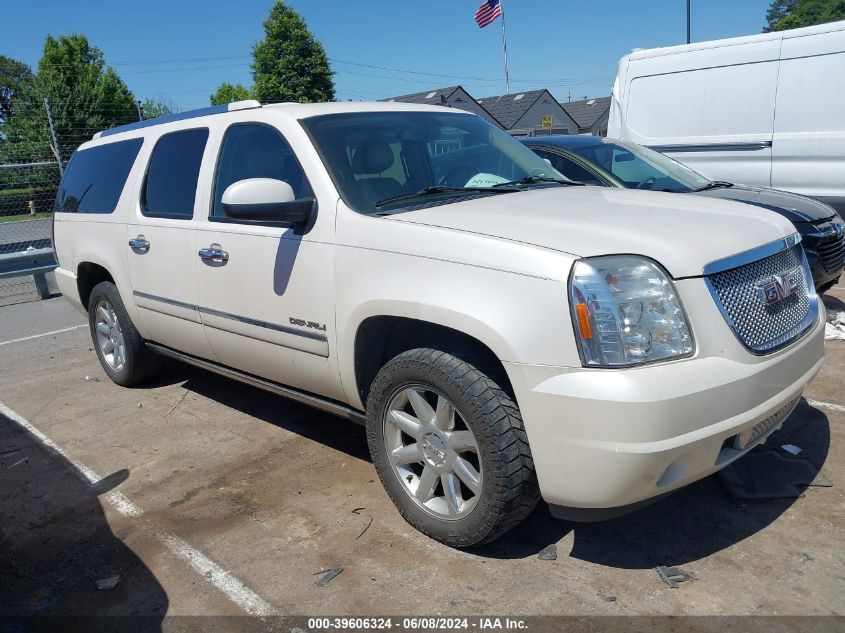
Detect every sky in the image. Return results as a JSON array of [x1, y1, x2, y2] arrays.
[[4, 0, 773, 110]]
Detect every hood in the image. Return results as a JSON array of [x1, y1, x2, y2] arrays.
[[693, 184, 836, 224], [388, 186, 796, 278]]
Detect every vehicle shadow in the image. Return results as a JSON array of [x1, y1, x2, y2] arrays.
[[174, 365, 371, 463], [0, 413, 168, 627], [476, 400, 830, 566], [144, 363, 831, 569], [821, 292, 844, 313]]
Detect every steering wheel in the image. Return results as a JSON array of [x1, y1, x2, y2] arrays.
[[437, 165, 481, 187], [636, 176, 656, 190]]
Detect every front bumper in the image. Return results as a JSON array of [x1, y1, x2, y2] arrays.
[[504, 309, 825, 516]]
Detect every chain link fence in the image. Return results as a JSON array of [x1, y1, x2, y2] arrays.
[[0, 98, 69, 301], [0, 161, 61, 256]]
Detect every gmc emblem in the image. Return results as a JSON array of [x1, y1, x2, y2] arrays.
[[755, 271, 800, 306]]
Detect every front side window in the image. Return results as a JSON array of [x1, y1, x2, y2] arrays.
[[55, 138, 143, 214], [532, 149, 605, 186], [301, 111, 564, 214], [211, 123, 313, 218], [142, 128, 209, 219], [569, 141, 711, 192]]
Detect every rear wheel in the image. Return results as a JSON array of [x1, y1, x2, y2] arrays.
[[88, 281, 159, 386], [366, 348, 539, 547]]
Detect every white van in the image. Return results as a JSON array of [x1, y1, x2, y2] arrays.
[[608, 20, 845, 215]]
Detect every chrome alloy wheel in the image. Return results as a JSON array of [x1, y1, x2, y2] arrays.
[[382, 386, 482, 520], [94, 298, 126, 372]]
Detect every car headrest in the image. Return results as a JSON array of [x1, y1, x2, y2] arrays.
[[352, 142, 394, 174]]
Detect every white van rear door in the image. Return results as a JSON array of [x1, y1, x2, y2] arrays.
[[772, 26, 845, 213]]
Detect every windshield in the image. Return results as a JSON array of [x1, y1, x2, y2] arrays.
[[301, 111, 565, 214], [568, 140, 712, 192]]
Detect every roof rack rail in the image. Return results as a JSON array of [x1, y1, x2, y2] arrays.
[[93, 99, 261, 139]]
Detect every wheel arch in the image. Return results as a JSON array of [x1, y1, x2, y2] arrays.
[[76, 261, 115, 311], [351, 311, 516, 410]]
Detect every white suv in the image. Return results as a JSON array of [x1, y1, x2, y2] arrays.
[[53, 100, 824, 547]]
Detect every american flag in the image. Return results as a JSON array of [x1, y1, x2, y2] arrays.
[[475, 0, 501, 28]]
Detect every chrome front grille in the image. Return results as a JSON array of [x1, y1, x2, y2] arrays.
[[705, 242, 817, 354]]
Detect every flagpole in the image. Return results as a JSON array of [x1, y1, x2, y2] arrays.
[[500, 0, 510, 94]]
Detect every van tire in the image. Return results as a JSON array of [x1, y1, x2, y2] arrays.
[[88, 281, 159, 386], [366, 348, 539, 547]]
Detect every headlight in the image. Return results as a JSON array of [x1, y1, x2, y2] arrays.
[[569, 256, 694, 367]]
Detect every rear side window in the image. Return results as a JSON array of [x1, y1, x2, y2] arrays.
[[55, 138, 143, 213], [142, 128, 209, 219]]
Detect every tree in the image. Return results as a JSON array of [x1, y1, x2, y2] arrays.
[[1, 35, 137, 163], [251, 1, 334, 103], [0, 56, 33, 126], [765, 0, 845, 31], [210, 82, 252, 105], [140, 98, 175, 119]]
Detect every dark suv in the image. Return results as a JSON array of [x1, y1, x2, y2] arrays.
[[523, 135, 845, 292]]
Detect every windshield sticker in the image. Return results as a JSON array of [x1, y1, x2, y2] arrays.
[[464, 173, 510, 188]]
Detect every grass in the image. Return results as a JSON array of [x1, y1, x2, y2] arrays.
[[0, 212, 52, 224]]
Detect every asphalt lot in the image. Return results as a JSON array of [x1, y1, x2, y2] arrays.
[[0, 284, 844, 621]]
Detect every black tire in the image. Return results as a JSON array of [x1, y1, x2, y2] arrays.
[[366, 348, 539, 547], [88, 281, 159, 386]]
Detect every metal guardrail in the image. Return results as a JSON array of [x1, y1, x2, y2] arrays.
[[0, 247, 57, 300]]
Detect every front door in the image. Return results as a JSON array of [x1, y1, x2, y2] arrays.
[[126, 127, 216, 359], [195, 120, 343, 401]]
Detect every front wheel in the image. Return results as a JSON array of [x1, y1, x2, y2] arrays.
[[366, 348, 539, 547]]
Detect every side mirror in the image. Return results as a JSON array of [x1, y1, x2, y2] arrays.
[[222, 178, 315, 225]]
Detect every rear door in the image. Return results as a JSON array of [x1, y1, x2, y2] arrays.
[[126, 127, 216, 359]]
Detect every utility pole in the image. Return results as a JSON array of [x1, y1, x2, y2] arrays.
[[43, 97, 63, 177], [686, 0, 691, 44], [136, 100, 144, 121]]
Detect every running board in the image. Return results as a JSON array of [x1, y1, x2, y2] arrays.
[[145, 342, 366, 425]]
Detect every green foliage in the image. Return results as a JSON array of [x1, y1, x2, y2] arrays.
[[140, 98, 175, 120], [251, 1, 335, 103], [1, 34, 137, 163], [765, 0, 845, 31], [0, 56, 33, 125], [210, 82, 252, 105]]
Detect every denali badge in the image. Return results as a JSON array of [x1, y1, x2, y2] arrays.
[[289, 317, 327, 331], [755, 271, 800, 306]]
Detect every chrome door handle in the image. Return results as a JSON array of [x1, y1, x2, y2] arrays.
[[198, 244, 229, 265], [128, 235, 150, 253]]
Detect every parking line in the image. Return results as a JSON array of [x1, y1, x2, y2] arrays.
[[160, 534, 278, 617], [0, 324, 86, 347], [0, 398, 279, 616], [0, 399, 142, 517], [807, 399, 845, 414]]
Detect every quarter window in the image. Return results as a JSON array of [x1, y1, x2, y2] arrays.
[[142, 128, 209, 219], [55, 138, 143, 214], [212, 124, 313, 218]]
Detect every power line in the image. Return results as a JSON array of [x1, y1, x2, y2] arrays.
[[32, 55, 611, 86]]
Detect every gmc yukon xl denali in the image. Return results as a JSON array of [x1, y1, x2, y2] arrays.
[[53, 101, 825, 547]]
